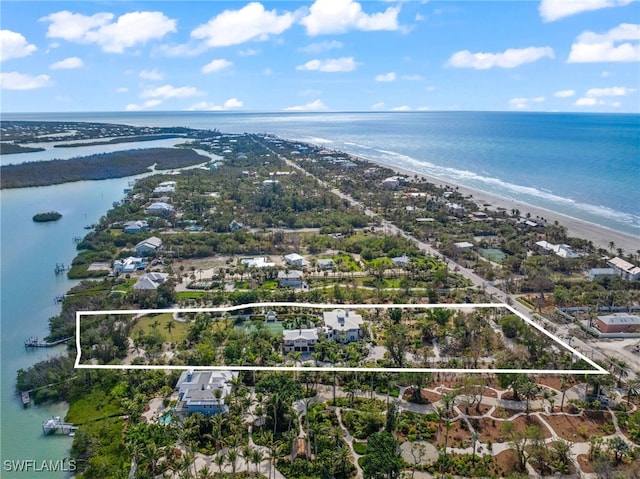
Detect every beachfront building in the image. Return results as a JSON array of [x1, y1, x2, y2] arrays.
[[285, 253, 307, 268], [123, 220, 149, 234], [587, 268, 617, 280], [114, 256, 147, 274], [278, 270, 304, 288], [535, 241, 581, 259], [595, 313, 640, 334], [135, 236, 163, 256], [133, 272, 168, 290], [283, 328, 319, 353], [608, 257, 640, 281], [323, 309, 363, 343], [175, 370, 236, 416]]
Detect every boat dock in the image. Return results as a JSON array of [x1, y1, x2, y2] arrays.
[[54, 263, 70, 275], [24, 336, 73, 348], [42, 416, 77, 435], [21, 391, 31, 407]]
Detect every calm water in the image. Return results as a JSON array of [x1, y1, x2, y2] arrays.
[[0, 177, 147, 477], [5, 111, 640, 235]]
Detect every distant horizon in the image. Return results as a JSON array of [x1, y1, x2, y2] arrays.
[[2, 1, 638, 113]]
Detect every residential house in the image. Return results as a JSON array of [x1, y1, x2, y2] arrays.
[[323, 309, 363, 343], [175, 370, 236, 416], [283, 328, 318, 353], [114, 257, 147, 274], [229, 220, 245, 232], [123, 220, 149, 234], [135, 236, 163, 257], [454, 241, 474, 250], [265, 311, 277, 322], [317, 259, 334, 271], [587, 268, 617, 280], [391, 255, 410, 268], [285, 253, 307, 268], [146, 202, 175, 217], [535, 241, 581, 259], [133, 272, 168, 290], [241, 257, 276, 268], [278, 270, 304, 288], [608, 257, 640, 281], [595, 313, 640, 334]]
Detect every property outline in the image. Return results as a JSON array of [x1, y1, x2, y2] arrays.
[[75, 302, 609, 375]]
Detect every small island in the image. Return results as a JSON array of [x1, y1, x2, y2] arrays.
[[32, 211, 62, 222]]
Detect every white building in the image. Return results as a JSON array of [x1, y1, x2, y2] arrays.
[[608, 257, 640, 281], [323, 309, 363, 343], [283, 328, 318, 353], [278, 270, 304, 288], [535, 241, 581, 259], [175, 370, 236, 415], [285, 253, 307, 268], [135, 236, 163, 256], [146, 202, 175, 217], [114, 256, 147, 274], [133, 272, 168, 290], [123, 220, 149, 234]]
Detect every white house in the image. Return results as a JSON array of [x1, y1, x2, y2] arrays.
[[278, 270, 304, 288], [391, 255, 410, 268], [175, 370, 236, 416], [135, 236, 163, 256], [114, 257, 147, 274], [535, 241, 581, 259], [241, 257, 276, 268], [317, 259, 334, 271], [133, 272, 168, 290], [123, 220, 149, 234], [608, 257, 640, 281], [323, 309, 363, 343], [283, 328, 318, 353], [146, 202, 175, 217], [285, 253, 307, 268]]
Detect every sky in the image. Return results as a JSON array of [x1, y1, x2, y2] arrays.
[[1, 0, 639, 113]]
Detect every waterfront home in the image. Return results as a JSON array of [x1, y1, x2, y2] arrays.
[[535, 241, 581, 259], [135, 236, 163, 256], [146, 202, 175, 217], [595, 313, 640, 333], [283, 328, 318, 353], [323, 309, 363, 343], [133, 272, 168, 290], [278, 270, 304, 288], [114, 256, 147, 274], [285, 253, 307, 268], [153, 181, 176, 194], [175, 370, 236, 416], [123, 220, 149, 234], [229, 220, 245, 232], [608, 257, 640, 281]]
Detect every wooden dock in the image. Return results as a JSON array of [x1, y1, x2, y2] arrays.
[[24, 336, 73, 348], [42, 416, 77, 435]]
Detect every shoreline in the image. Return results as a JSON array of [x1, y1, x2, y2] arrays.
[[341, 152, 639, 253]]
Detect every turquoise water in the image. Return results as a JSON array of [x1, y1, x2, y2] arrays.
[[5, 111, 639, 236], [0, 177, 147, 477]]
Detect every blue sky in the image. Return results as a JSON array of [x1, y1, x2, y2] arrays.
[[1, 0, 638, 112]]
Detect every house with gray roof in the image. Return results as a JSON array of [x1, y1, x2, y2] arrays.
[[175, 370, 236, 416], [323, 309, 363, 343], [283, 328, 318, 353], [135, 236, 163, 257]]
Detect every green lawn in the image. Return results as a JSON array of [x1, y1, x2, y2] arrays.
[[130, 313, 190, 343], [66, 388, 123, 424]]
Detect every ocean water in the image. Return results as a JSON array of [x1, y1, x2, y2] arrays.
[[5, 111, 639, 236]]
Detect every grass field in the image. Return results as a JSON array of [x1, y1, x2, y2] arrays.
[[130, 312, 190, 343]]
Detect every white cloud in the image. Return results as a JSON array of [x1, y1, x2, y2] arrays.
[[191, 3, 295, 47], [116, 87, 128, 93], [417, 106, 431, 111], [554, 89, 576, 98], [574, 97, 602, 106], [283, 99, 329, 111], [586, 86, 636, 96], [299, 40, 343, 53], [0, 72, 52, 90], [126, 99, 162, 111], [238, 48, 260, 56], [50, 57, 83, 69], [539, 0, 635, 22], [139, 68, 163, 81], [141, 84, 203, 99], [188, 98, 244, 110], [371, 102, 385, 109], [0, 30, 37, 61], [509, 96, 545, 109], [296, 57, 357, 72], [224, 98, 243, 108], [568, 23, 640, 63], [300, 0, 401, 35], [202, 59, 233, 74], [391, 105, 412, 111], [447, 46, 554, 69], [601, 70, 613, 77], [375, 72, 396, 82], [40, 10, 176, 53]]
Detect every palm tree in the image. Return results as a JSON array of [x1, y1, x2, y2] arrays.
[[226, 448, 239, 478], [165, 320, 175, 339], [626, 378, 640, 405], [250, 449, 265, 474]]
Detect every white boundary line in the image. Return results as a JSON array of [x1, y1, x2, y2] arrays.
[[75, 302, 609, 375]]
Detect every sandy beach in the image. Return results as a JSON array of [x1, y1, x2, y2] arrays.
[[358, 157, 639, 254]]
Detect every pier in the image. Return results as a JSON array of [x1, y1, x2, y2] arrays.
[[42, 416, 77, 435], [21, 391, 31, 407], [54, 263, 70, 275], [24, 336, 73, 348]]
